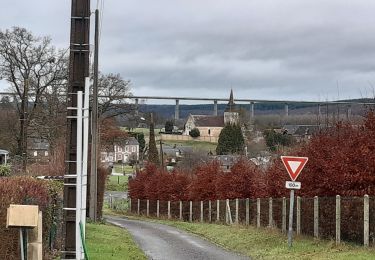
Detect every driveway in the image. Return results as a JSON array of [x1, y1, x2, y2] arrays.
[[105, 215, 249, 260]]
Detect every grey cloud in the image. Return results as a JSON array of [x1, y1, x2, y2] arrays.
[[1, 0, 375, 101]]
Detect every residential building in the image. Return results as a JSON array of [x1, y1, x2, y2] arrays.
[[0, 149, 9, 165], [101, 137, 139, 163]]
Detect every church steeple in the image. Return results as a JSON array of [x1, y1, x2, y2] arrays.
[[224, 89, 239, 125], [225, 89, 236, 112]]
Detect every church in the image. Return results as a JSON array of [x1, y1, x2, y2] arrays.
[[184, 90, 240, 139]]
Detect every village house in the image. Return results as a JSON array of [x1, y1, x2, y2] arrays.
[[100, 137, 139, 164], [0, 149, 9, 165], [28, 137, 50, 163], [282, 125, 320, 142]]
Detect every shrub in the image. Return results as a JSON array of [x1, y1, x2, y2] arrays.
[[0, 164, 11, 176], [189, 128, 200, 138], [165, 120, 174, 133]]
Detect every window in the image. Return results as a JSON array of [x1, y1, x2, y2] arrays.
[[44, 151, 49, 157], [118, 147, 122, 152], [208, 129, 211, 135], [34, 151, 37, 157], [132, 146, 136, 152], [125, 147, 129, 152]]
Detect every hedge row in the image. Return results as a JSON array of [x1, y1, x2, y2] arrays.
[[130, 112, 375, 201], [0, 177, 63, 260]]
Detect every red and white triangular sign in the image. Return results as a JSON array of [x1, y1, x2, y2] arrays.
[[281, 156, 308, 181]]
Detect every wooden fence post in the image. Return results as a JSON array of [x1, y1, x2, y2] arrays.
[[146, 200, 149, 217], [257, 198, 261, 228], [235, 199, 239, 224], [157, 200, 160, 218], [217, 200, 220, 222], [200, 201, 204, 222], [225, 199, 228, 224], [109, 194, 113, 209], [336, 195, 341, 245], [189, 201, 193, 222], [226, 199, 233, 225], [137, 199, 140, 215], [128, 198, 131, 213], [167, 201, 171, 219], [246, 198, 250, 226], [268, 197, 273, 228], [314, 196, 319, 238], [282, 197, 286, 233], [296, 196, 301, 235], [179, 201, 183, 221], [364, 195, 369, 246], [208, 200, 212, 222]]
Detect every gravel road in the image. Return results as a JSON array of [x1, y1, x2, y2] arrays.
[[105, 216, 250, 260]]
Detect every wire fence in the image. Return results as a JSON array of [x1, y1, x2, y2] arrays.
[[105, 195, 375, 246]]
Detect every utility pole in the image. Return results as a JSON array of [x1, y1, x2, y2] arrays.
[[89, 8, 99, 222], [21, 78, 29, 171], [63, 0, 90, 259], [159, 140, 164, 169]]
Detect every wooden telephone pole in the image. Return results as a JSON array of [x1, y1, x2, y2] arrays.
[[63, 0, 90, 258]]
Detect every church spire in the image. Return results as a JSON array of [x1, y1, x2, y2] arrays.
[[227, 88, 235, 112]]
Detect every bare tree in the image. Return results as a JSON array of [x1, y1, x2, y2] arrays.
[[97, 72, 134, 119], [0, 27, 67, 168]]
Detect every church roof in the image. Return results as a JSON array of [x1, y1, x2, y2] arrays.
[[191, 115, 224, 127]]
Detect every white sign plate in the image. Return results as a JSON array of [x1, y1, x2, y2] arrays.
[[285, 181, 301, 190]]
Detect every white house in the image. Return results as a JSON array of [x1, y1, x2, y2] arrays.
[[101, 137, 139, 163]]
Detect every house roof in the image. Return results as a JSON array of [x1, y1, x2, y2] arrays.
[[283, 125, 320, 136], [0, 149, 9, 155], [28, 138, 49, 150], [125, 137, 139, 146], [191, 115, 224, 127], [224, 89, 239, 112]]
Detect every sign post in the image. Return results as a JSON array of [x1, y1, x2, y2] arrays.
[[281, 156, 308, 248]]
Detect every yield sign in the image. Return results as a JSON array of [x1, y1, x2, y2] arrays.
[[281, 156, 308, 181]]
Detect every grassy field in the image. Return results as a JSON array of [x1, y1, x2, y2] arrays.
[[85, 222, 146, 260], [162, 140, 217, 153], [106, 175, 128, 192], [107, 212, 375, 260]]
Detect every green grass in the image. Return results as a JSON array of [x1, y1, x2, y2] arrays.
[[112, 164, 134, 174], [85, 222, 146, 260], [106, 212, 375, 260], [162, 140, 217, 153], [106, 175, 128, 192]]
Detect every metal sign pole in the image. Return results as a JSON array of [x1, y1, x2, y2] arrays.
[[287, 189, 295, 248]]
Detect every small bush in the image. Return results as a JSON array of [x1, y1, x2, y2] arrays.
[[0, 165, 11, 176], [189, 128, 200, 138]]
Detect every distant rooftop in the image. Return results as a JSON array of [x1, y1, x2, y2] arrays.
[[191, 115, 224, 127]]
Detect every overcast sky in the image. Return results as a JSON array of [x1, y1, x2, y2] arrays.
[[1, 0, 375, 103]]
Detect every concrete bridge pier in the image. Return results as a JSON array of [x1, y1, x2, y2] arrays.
[[250, 102, 254, 123], [346, 105, 352, 121], [317, 104, 322, 126], [213, 100, 218, 116], [135, 98, 139, 116], [284, 103, 289, 117], [175, 99, 180, 120]]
